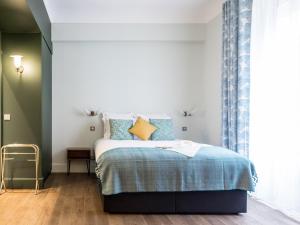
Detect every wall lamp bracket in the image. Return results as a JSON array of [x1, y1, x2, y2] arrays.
[[183, 111, 192, 117], [85, 109, 99, 117], [16, 65, 24, 75]]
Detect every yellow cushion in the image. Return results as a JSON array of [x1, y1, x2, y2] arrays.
[[129, 117, 157, 141]]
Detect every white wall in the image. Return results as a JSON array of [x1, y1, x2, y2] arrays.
[[203, 15, 222, 146], [52, 21, 222, 172]]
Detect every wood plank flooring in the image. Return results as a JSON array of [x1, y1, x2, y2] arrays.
[[0, 173, 299, 225]]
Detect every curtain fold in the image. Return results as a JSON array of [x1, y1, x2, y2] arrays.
[[222, 0, 253, 156]]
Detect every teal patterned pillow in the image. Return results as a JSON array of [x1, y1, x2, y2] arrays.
[[109, 119, 133, 140], [150, 119, 175, 140]]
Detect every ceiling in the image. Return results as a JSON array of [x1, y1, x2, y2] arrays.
[[43, 0, 222, 24], [0, 0, 39, 33]]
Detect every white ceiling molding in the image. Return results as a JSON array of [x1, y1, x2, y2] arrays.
[[43, 0, 222, 24], [52, 23, 206, 42]]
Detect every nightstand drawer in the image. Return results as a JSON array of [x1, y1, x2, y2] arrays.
[[67, 148, 91, 159]]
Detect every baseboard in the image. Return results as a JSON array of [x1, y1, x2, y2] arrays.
[[52, 163, 66, 172], [52, 162, 95, 173]]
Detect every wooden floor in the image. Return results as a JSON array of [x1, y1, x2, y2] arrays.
[[0, 174, 299, 225]]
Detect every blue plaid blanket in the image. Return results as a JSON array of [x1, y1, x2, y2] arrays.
[[95, 146, 257, 195]]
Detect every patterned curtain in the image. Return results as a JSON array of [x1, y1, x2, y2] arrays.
[[222, 0, 253, 157]]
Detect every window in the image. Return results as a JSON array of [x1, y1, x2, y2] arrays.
[[250, 0, 300, 220]]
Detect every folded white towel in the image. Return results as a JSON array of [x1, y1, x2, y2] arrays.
[[162, 140, 208, 157]]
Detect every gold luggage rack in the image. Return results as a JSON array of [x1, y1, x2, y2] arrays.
[[0, 144, 40, 195]]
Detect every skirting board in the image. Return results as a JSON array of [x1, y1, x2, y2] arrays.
[[52, 162, 96, 173]]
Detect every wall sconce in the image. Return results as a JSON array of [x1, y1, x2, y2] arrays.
[[10, 55, 24, 75], [85, 109, 99, 117], [182, 108, 197, 117], [183, 111, 192, 117]]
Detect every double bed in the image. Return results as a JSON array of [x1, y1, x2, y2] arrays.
[[95, 139, 257, 214]]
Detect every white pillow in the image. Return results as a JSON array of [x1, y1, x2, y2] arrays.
[[134, 113, 171, 121], [102, 112, 134, 139]]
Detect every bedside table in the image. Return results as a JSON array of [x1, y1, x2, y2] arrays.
[[67, 147, 92, 175]]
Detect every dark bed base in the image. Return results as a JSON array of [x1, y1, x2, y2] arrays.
[[101, 190, 247, 214]]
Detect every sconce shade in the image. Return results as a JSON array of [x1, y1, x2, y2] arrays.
[[10, 55, 23, 68], [10, 55, 24, 75]]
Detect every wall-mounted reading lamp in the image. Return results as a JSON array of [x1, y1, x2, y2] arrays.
[[10, 55, 24, 75]]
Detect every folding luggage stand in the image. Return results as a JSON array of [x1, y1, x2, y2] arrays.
[[0, 144, 40, 195]]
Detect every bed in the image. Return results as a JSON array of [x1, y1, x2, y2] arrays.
[[95, 139, 257, 214]]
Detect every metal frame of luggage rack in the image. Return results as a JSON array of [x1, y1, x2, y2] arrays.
[[0, 144, 40, 195]]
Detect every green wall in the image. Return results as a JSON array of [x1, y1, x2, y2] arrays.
[[0, 32, 2, 146], [27, 0, 52, 52], [1, 33, 44, 187], [2, 33, 41, 146], [41, 37, 52, 177], [26, 0, 53, 179], [0, 34, 52, 188], [0, 0, 52, 189]]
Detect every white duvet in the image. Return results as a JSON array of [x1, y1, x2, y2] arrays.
[[94, 139, 210, 160]]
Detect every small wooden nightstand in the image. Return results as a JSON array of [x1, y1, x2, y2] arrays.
[[67, 147, 92, 175]]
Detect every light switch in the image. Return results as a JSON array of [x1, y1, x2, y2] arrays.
[[182, 126, 188, 131], [4, 114, 11, 121]]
